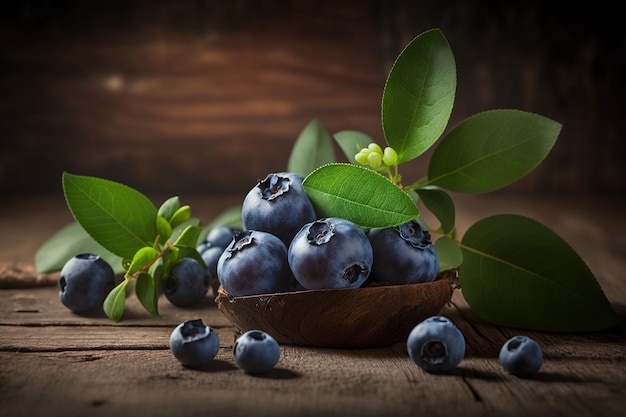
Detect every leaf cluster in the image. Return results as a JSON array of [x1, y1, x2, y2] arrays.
[[288, 29, 618, 332], [40, 174, 228, 321]]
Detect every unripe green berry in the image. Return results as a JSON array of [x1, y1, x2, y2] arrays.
[[355, 149, 371, 165], [368, 143, 384, 156], [383, 147, 398, 166], [367, 152, 382, 169]]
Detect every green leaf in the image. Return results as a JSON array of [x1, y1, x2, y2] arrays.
[[459, 214, 619, 332], [287, 119, 336, 177], [333, 130, 373, 165], [135, 272, 159, 318], [126, 246, 159, 276], [169, 205, 191, 229], [35, 222, 124, 275], [157, 196, 181, 222], [62, 172, 158, 259], [302, 163, 419, 228], [382, 29, 456, 163], [156, 215, 173, 245], [172, 225, 202, 248], [435, 236, 463, 272], [103, 280, 128, 322], [417, 188, 455, 234], [428, 110, 562, 193]]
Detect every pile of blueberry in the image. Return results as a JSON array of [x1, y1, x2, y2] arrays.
[[217, 171, 440, 297], [57, 171, 441, 314]]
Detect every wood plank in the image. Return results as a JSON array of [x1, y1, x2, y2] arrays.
[[0, 285, 232, 328], [0, 325, 239, 352], [2, 284, 623, 357], [1, 345, 624, 417]]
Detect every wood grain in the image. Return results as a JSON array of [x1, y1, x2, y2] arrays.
[[1, 1, 623, 196]]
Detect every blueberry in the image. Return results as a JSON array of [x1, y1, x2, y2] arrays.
[[242, 172, 317, 246], [201, 245, 223, 285], [196, 227, 236, 256], [407, 316, 465, 373], [163, 258, 210, 307], [169, 319, 220, 368], [499, 335, 543, 377], [58, 253, 115, 314], [217, 230, 294, 296], [205, 226, 236, 250], [288, 217, 373, 289], [367, 219, 439, 284], [233, 330, 281, 374], [195, 241, 210, 255]]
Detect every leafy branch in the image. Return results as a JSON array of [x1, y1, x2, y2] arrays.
[[59, 173, 207, 322], [297, 29, 619, 332]]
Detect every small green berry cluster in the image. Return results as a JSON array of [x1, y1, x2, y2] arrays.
[[355, 143, 401, 185]]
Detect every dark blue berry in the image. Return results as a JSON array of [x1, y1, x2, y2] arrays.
[[169, 319, 220, 367], [368, 219, 439, 284], [288, 218, 373, 289], [233, 330, 281, 374], [163, 258, 210, 307], [499, 335, 543, 377], [407, 316, 465, 373], [58, 253, 115, 314], [217, 230, 294, 296], [242, 172, 317, 246]]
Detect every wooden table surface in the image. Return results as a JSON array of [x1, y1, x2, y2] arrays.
[[1, 193, 625, 417]]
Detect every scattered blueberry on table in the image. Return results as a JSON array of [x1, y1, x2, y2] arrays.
[[407, 316, 466, 373], [234, 330, 281, 374], [499, 335, 543, 377], [169, 319, 220, 368]]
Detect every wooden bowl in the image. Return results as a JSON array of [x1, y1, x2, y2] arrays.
[[215, 270, 458, 348]]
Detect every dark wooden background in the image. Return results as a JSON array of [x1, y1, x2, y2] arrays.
[[1, 0, 624, 198]]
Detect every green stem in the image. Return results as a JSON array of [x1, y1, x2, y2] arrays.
[[124, 241, 174, 280], [404, 177, 434, 191]]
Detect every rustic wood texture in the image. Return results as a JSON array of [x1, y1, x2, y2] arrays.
[[1, 1, 624, 196], [1, 194, 625, 417]]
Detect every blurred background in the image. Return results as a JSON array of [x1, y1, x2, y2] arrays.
[[1, 0, 624, 199]]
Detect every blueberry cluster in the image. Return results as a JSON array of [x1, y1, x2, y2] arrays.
[[407, 316, 543, 377], [217, 171, 440, 297], [169, 320, 281, 374]]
